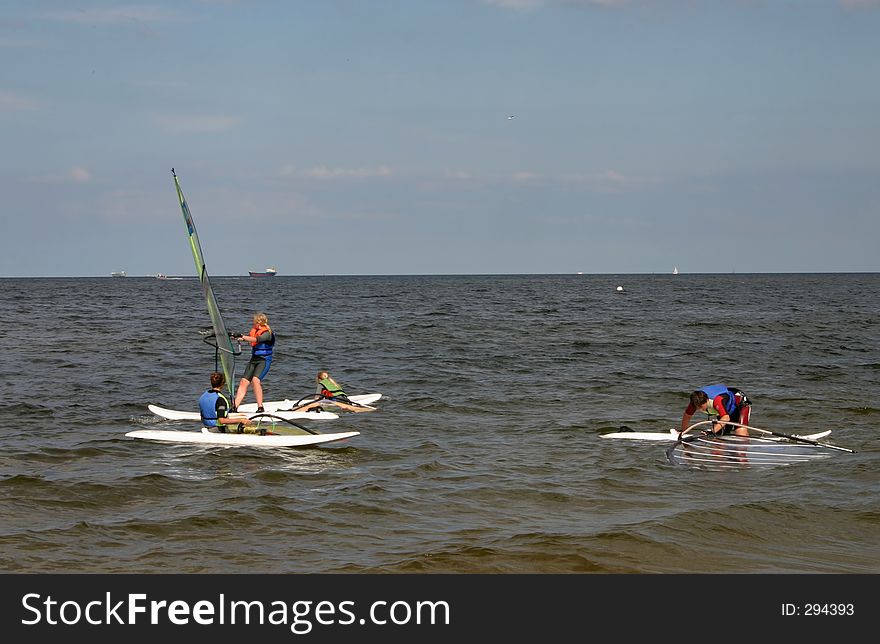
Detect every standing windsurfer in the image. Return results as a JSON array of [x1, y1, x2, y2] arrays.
[[232, 312, 275, 412], [680, 384, 752, 437]]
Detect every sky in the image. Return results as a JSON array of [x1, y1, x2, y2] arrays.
[[2, 0, 879, 277]]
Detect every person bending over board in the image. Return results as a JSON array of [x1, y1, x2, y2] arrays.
[[680, 384, 752, 437], [199, 372, 253, 433], [232, 312, 275, 412], [315, 371, 375, 413]]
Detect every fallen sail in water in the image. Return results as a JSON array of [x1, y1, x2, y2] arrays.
[[667, 434, 834, 469], [602, 426, 830, 442], [666, 420, 853, 470]]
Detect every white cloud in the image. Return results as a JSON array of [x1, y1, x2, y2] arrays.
[[297, 165, 393, 180], [483, 0, 632, 10], [152, 114, 241, 133], [0, 36, 45, 49], [69, 167, 92, 182], [0, 90, 40, 111], [487, 0, 880, 9], [563, 170, 658, 192], [24, 166, 94, 184], [483, 0, 545, 10], [130, 79, 188, 90], [36, 5, 182, 24]]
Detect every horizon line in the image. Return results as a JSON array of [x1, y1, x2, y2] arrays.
[[1, 270, 877, 279]]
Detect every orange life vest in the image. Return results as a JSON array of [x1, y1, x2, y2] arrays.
[[249, 324, 274, 357]]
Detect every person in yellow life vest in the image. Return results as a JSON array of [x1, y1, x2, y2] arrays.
[[232, 312, 275, 412], [316, 371, 375, 413]]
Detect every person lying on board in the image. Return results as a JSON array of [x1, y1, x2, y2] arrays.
[[315, 371, 376, 413], [680, 383, 752, 437], [199, 372, 254, 433]]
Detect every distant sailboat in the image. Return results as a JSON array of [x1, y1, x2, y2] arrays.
[[672, 266, 679, 275]]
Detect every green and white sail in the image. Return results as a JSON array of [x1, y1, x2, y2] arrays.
[[172, 168, 237, 399]]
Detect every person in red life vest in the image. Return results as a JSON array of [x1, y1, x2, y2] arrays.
[[680, 383, 752, 437], [232, 312, 275, 412], [315, 371, 375, 413]]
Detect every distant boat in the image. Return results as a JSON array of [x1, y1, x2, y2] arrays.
[[155, 273, 167, 280], [248, 267, 278, 277], [673, 266, 679, 275], [111, 270, 127, 278]]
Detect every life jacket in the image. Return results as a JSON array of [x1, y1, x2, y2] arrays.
[[249, 324, 275, 357], [317, 377, 345, 399], [199, 389, 230, 427], [699, 383, 737, 416]]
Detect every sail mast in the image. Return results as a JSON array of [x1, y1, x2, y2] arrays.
[[171, 168, 237, 399]]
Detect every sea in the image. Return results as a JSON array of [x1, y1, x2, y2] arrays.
[[1, 273, 878, 575]]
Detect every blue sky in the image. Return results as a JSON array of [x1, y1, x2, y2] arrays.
[[2, 0, 879, 277]]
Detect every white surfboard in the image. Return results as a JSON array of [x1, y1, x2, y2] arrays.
[[601, 428, 832, 442], [148, 404, 339, 422], [238, 393, 382, 413], [125, 427, 359, 447], [601, 428, 684, 441]]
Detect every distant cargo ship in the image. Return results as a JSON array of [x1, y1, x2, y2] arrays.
[[248, 267, 277, 277]]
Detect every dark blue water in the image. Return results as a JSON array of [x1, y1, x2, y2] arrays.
[[0, 273, 878, 572]]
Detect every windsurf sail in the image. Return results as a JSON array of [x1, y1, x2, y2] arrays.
[[666, 434, 834, 469], [171, 168, 238, 399], [666, 420, 852, 470]]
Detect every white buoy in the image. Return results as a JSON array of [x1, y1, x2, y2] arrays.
[[616, 285, 624, 292]]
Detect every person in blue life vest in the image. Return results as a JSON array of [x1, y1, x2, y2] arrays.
[[315, 371, 375, 413], [680, 383, 752, 437], [199, 372, 253, 432], [232, 312, 275, 412]]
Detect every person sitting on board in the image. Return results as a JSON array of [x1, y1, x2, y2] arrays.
[[680, 384, 752, 437], [199, 372, 253, 433], [315, 371, 375, 413], [232, 312, 275, 413]]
